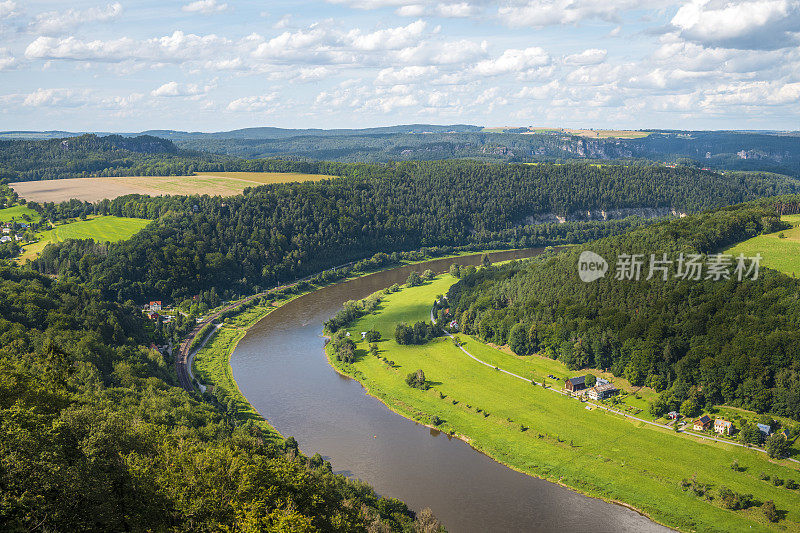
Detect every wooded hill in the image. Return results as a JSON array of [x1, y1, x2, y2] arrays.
[[0, 262, 431, 531], [446, 196, 800, 422], [29, 160, 800, 303]]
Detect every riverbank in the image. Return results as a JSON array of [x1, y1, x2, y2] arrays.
[[327, 274, 800, 533], [190, 248, 544, 445]]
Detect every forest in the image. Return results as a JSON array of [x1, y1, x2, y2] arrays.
[[27, 159, 800, 303], [445, 195, 800, 422], [0, 264, 439, 531]]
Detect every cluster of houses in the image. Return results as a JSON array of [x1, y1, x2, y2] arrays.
[[1, 222, 27, 244], [564, 375, 619, 401], [690, 415, 792, 440], [143, 300, 174, 323]]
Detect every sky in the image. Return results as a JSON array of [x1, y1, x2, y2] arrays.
[[0, 0, 799, 132]]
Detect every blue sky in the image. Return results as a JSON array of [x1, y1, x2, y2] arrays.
[[1, 0, 799, 131]]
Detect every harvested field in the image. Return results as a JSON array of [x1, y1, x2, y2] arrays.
[[10, 172, 336, 203]]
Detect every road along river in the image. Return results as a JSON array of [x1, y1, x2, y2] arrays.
[[230, 250, 670, 533]]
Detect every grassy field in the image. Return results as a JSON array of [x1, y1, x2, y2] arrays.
[[0, 204, 41, 223], [17, 216, 150, 262], [11, 172, 338, 203], [331, 275, 800, 533], [724, 214, 800, 277]]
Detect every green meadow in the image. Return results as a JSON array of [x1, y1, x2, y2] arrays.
[[18, 216, 150, 262], [331, 275, 800, 533], [0, 204, 41, 223], [724, 214, 800, 277]]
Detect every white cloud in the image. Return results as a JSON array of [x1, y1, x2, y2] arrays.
[[227, 93, 278, 111], [395, 2, 479, 17], [671, 0, 800, 50], [25, 31, 231, 63], [0, 1, 17, 19], [474, 47, 549, 76], [30, 3, 122, 36], [397, 4, 426, 16], [23, 88, 87, 107], [497, 0, 663, 28], [273, 14, 292, 29], [0, 48, 15, 70], [151, 81, 213, 97], [182, 0, 229, 14], [345, 20, 428, 50], [564, 48, 607, 65], [375, 65, 438, 84]]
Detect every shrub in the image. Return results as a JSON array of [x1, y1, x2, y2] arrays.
[[762, 500, 779, 523], [405, 369, 429, 390], [765, 433, 790, 459], [406, 271, 422, 287]]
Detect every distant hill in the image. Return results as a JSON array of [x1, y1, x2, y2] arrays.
[[0, 124, 483, 141]]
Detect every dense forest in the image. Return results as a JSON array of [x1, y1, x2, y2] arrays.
[[29, 160, 800, 303], [445, 196, 800, 421], [0, 134, 229, 181], [0, 265, 438, 531]]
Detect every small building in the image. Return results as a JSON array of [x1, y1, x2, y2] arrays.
[[0, 235, 10, 243], [448, 320, 458, 330], [596, 378, 610, 386], [149, 300, 162, 312], [757, 423, 772, 436], [586, 382, 618, 400], [565, 376, 587, 393], [693, 415, 712, 431], [714, 419, 732, 435], [667, 411, 680, 420]]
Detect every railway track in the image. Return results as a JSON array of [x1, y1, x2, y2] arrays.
[[175, 262, 356, 392]]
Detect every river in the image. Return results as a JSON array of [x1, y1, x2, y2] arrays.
[[230, 250, 670, 532]]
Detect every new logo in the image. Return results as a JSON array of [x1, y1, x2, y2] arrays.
[[578, 251, 608, 282]]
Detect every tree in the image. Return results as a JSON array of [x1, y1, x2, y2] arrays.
[[584, 374, 597, 387], [421, 269, 434, 280], [762, 500, 779, 523], [739, 423, 763, 446], [508, 323, 529, 355], [365, 329, 381, 342], [449, 263, 461, 278], [405, 369, 429, 390], [481, 253, 492, 267], [395, 323, 413, 345], [406, 271, 422, 287], [765, 433, 790, 459], [680, 396, 701, 418]]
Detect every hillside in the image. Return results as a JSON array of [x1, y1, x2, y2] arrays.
[[446, 196, 800, 421], [30, 160, 800, 302]]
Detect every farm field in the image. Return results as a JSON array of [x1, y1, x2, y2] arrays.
[[331, 275, 800, 533], [10, 171, 337, 203], [482, 127, 653, 139], [17, 216, 150, 262], [0, 204, 41, 223], [723, 214, 800, 277]]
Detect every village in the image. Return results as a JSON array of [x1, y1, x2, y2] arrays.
[[564, 371, 795, 449], [0, 221, 31, 245]]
